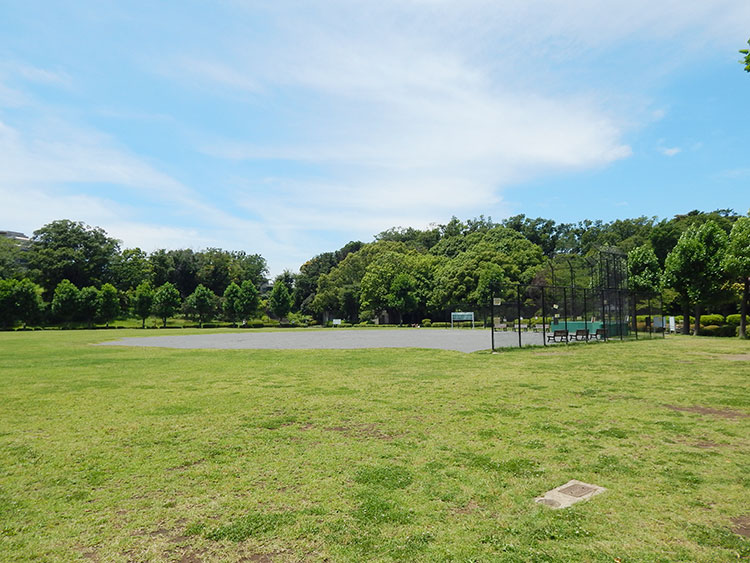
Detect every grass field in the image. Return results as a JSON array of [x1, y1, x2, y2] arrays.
[[1, 330, 749, 562]]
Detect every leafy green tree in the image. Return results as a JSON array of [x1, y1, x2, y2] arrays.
[[197, 248, 234, 295], [0, 279, 19, 328], [723, 217, 750, 338], [627, 246, 661, 294], [232, 251, 268, 288], [111, 248, 152, 291], [99, 283, 120, 327], [476, 263, 506, 304], [664, 221, 728, 335], [269, 281, 292, 320], [741, 39, 750, 72], [0, 237, 25, 279], [360, 251, 424, 324], [222, 282, 243, 326], [152, 282, 181, 328], [134, 281, 155, 328], [149, 249, 175, 287], [51, 279, 80, 327], [168, 249, 200, 298], [237, 280, 260, 322], [14, 279, 44, 328], [28, 220, 120, 294], [185, 284, 217, 328], [78, 286, 100, 328]]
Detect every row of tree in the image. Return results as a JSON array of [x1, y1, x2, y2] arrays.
[[1, 209, 748, 335], [0, 275, 298, 329], [0, 220, 268, 298]]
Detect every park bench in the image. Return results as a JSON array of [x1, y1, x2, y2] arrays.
[[572, 329, 589, 341], [591, 328, 607, 340], [546, 329, 569, 343]]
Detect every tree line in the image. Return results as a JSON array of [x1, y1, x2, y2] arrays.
[[1, 210, 749, 336]]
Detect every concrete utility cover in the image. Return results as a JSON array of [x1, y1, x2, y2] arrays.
[[535, 479, 606, 509]]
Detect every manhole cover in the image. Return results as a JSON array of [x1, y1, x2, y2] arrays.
[[559, 484, 597, 498]]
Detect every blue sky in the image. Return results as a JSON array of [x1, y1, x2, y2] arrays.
[[1, 1, 748, 275]]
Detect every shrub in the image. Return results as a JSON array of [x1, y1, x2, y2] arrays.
[[421, 318, 432, 327], [700, 314, 725, 326], [700, 325, 735, 337], [432, 322, 449, 328], [726, 314, 750, 327], [249, 320, 264, 328]]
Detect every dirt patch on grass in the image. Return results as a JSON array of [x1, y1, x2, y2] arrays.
[[453, 500, 480, 515], [324, 423, 396, 441], [693, 441, 726, 448], [731, 516, 750, 537], [701, 353, 750, 362], [239, 553, 283, 562], [168, 459, 205, 471], [664, 404, 749, 419]]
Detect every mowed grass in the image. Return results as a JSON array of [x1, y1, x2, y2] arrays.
[[1, 330, 749, 562]]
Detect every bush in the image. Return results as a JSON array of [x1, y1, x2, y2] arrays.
[[700, 325, 736, 337], [432, 322, 449, 328], [421, 318, 432, 327], [726, 314, 750, 327], [700, 314, 724, 326], [248, 320, 264, 328]]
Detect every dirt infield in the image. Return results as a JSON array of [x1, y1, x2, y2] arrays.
[[100, 328, 548, 353]]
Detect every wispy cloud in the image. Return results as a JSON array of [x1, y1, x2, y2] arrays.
[[659, 147, 681, 157]]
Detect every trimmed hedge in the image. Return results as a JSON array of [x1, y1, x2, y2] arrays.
[[700, 325, 736, 337], [700, 314, 725, 326], [726, 314, 750, 327]]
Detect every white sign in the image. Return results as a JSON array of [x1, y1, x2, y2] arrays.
[[669, 316, 676, 333], [493, 298, 502, 306], [332, 319, 342, 326]]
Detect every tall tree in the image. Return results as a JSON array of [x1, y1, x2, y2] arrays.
[[197, 248, 234, 295], [51, 279, 80, 327], [269, 281, 292, 320], [99, 283, 120, 328], [185, 284, 217, 328], [0, 237, 25, 279], [78, 286, 101, 328], [134, 281, 155, 328], [14, 279, 43, 328], [723, 217, 750, 338], [111, 248, 152, 291], [238, 280, 260, 322], [627, 246, 661, 295], [27, 220, 120, 294], [152, 282, 181, 328], [0, 279, 19, 328], [664, 221, 728, 335], [222, 282, 243, 326], [741, 39, 750, 72]]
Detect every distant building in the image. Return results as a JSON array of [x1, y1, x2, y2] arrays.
[[0, 230, 31, 245]]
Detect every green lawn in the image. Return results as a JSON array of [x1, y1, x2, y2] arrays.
[[1, 330, 749, 562]]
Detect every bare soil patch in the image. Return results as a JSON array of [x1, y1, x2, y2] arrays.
[[731, 515, 750, 537], [692, 441, 725, 448], [324, 423, 395, 441], [663, 404, 749, 419]]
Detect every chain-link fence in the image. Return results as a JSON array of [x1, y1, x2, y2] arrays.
[[488, 284, 664, 349]]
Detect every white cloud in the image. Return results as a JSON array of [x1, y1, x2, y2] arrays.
[[660, 147, 681, 157]]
